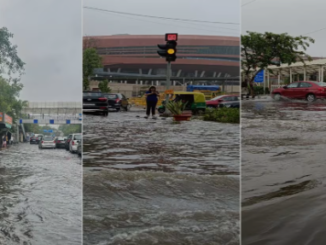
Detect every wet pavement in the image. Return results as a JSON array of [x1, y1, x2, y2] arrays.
[[0, 143, 82, 245], [83, 109, 240, 245], [241, 99, 326, 245]]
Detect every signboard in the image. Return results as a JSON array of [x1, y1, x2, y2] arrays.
[[164, 89, 174, 94], [0, 112, 3, 122], [165, 33, 178, 41], [254, 70, 264, 83], [43, 129, 53, 133], [5, 114, 12, 126]]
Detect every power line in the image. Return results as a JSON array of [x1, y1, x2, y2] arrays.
[[84, 6, 239, 25], [103, 11, 239, 35], [242, 0, 258, 7], [303, 27, 326, 35]]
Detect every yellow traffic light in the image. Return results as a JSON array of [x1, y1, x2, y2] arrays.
[[167, 48, 175, 54]]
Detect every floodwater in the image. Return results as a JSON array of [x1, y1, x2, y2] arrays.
[[241, 99, 326, 245], [0, 144, 82, 245], [83, 109, 240, 245]]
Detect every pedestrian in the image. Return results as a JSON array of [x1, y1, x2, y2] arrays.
[[145, 86, 160, 119], [2, 136, 7, 149]]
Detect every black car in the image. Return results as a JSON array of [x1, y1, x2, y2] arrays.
[[30, 134, 43, 144], [218, 101, 240, 109], [83, 91, 109, 116], [105, 93, 130, 111], [55, 136, 67, 148]]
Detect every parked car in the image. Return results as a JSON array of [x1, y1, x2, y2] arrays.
[[218, 101, 240, 109], [55, 136, 67, 148], [69, 134, 82, 153], [83, 91, 109, 116], [206, 95, 239, 108], [65, 134, 73, 151], [30, 134, 44, 144], [272, 81, 326, 102], [38, 136, 55, 149], [104, 93, 131, 111]]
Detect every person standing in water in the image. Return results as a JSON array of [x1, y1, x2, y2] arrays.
[[145, 86, 160, 119]]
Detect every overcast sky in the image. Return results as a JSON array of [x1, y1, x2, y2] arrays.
[[0, 0, 82, 102], [242, 0, 326, 57], [83, 0, 240, 37]]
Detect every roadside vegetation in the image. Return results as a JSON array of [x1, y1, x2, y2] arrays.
[[0, 27, 27, 135], [203, 108, 239, 123]]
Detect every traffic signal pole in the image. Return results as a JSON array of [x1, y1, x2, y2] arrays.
[[165, 61, 171, 104]]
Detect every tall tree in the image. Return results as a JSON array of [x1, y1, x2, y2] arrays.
[[0, 27, 27, 127], [0, 27, 25, 83], [98, 79, 111, 93], [241, 31, 314, 82], [83, 48, 102, 91]]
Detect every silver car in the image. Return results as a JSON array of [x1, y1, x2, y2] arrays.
[[39, 136, 55, 149]]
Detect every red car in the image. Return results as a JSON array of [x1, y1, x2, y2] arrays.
[[272, 81, 326, 102], [206, 94, 239, 108]]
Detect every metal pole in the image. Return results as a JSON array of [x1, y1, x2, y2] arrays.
[[263, 69, 266, 95], [17, 123, 19, 144], [165, 61, 171, 104]]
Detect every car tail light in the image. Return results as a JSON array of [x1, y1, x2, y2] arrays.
[[72, 141, 75, 145], [54, 140, 56, 143], [100, 106, 107, 109], [116, 98, 120, 103], [42, 141, 44, 143], [98, 97, 107, 101]]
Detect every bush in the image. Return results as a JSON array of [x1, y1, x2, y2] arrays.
[[253, 86, 270, 95], [203, 107, 239, 123]]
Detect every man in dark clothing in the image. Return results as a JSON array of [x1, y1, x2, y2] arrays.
[[145, 86, 160, 119]]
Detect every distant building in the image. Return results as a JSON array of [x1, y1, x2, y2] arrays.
[[83, 35, 240, 81]]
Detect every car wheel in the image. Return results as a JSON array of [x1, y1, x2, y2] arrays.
[[306, 93, 315, 102], [274, 93, 281, 101]]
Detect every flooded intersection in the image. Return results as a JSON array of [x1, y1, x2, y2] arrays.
[[241, 99, 326, 245], [83, 110, 240, 245]]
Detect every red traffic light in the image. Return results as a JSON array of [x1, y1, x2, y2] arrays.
[[165, 33, 178, 41]]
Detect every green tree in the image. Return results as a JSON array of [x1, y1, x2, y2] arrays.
[[0, 27, 27, 127], [241, 31, 314, 83], [0, 76, 27, 122], [98, 79, 111, 93], [83, 48, 102, 91], [0, 27, 25, 83], [58, 124, 81, 136]]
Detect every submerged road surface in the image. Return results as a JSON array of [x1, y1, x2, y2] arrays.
[[0, 143, 82, 245], [241, 99, 326, 245], [83, 109, 240, 245]]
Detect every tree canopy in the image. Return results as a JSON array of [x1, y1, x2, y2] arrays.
[[58, 124, 81, 136], [83, 48, 102, 91], [0, 27, 25, 83], [0, 27, 27, 129], [241, 31, 315, 81]]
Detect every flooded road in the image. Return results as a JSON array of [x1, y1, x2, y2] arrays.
[[83, 109, 240, 245], [241, 99, 326, 245], [0, 143, 82, 245]]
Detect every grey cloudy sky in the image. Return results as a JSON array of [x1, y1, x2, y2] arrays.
[[83, 0, 240, 37], [242, 0, 326, 56], [0, 0, 82, 102]]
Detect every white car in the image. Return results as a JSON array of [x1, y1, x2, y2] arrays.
[[69, 134, 81, 153], [39, 136, 55, 149]]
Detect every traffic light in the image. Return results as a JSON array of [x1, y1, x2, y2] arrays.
[[157, 33, 178, 62]]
